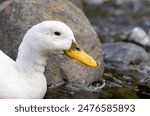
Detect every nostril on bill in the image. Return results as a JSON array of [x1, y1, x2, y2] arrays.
[[75, 46, 81, 51]]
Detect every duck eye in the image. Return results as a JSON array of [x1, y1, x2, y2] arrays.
[[54, 32, 61, 36]]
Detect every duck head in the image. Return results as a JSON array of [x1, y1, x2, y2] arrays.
[[23, 21, 97, 67]]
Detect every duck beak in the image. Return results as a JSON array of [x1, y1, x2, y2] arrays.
[[64, 41, 97, 67]]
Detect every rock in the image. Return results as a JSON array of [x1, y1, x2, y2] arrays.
[[0, 0, 11, 12], [83, 0, 104, 5], [69, 0, 84, 9], [128, 27, 150, 46], [137, 77, 150, 98], [102, 42, 148, 68], [116, 0, 141, 5], [122, 75, 133, 83], [0, 0, 103, 89], [0, 0, 5, 3], [138, 77, 150, 91]]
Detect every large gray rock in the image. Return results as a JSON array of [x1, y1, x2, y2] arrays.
[[0, 0, 103, 88], [102, 42, 148, 68]]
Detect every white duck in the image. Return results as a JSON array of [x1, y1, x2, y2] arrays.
[[0, 21, 97, 99]]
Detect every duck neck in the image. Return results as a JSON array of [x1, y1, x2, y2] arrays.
[[16, 47, 49, 73]]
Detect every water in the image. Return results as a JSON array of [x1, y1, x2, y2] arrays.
[[44, 68, 143, 99]]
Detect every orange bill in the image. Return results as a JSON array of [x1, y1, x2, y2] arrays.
[[64, 41, 97, 67]]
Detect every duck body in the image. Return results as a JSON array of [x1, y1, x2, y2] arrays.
[[0, 50, 47, 98], [0, 21, 97, 99]]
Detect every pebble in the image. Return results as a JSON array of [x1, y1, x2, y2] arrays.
[[128, 27, 150, 46]]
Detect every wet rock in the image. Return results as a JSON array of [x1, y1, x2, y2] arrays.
[[103, 72, 124, 88], [122, 75, 133, 83], [138, 77, 150, 92], [137, 77, 150, 98], [102, 42, 148, 68], [138, 65, 150, 75], [128, 27, 150, 47], [0, 0, 103, 88]]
